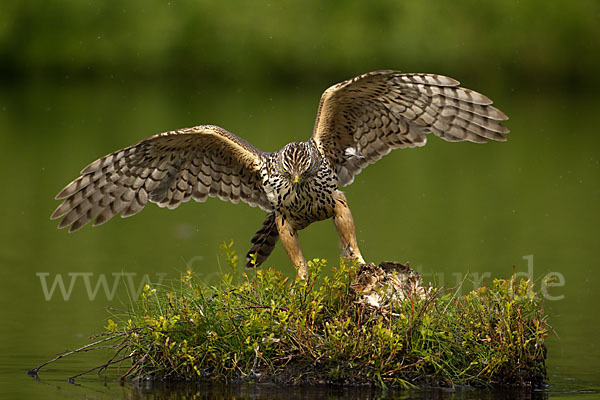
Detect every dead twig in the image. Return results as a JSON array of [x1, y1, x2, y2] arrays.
[[27, 333, 126, 377], [68, 354, 133, 383]]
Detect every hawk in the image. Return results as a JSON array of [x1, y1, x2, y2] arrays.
[[51, 71, 508, 278]]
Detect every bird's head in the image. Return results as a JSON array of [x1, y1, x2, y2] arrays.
[[277, 142, 320, 185]]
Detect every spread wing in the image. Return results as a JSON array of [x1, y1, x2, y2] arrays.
[[51, 125, 271, 232], [311, 70, 509, 186]]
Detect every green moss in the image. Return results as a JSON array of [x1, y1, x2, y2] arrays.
[[100, 243, 548, 388]]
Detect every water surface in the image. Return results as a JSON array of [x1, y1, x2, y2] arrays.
[[0, 80, 598, 398]]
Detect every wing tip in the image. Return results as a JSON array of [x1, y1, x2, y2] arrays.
[[493, 108, 509, 121], [56, 218, 71, 230], [55, 186, 72, 200], [68, 222, 85, 233], [50, 207, 63, 220]]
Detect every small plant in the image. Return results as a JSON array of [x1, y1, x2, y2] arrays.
[[29, 244, 549, 388]]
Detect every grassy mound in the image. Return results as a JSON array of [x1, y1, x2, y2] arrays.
[[96, 244, 548, 389]]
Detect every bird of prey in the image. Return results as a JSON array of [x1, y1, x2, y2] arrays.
[[51, 70, 508, 278]]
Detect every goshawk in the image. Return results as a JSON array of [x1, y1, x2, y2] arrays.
[[52, 70, 509, 278]]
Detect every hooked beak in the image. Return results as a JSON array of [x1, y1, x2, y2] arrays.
[[292, 175, 300, 184]]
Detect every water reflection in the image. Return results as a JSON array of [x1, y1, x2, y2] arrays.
[[30, 377, 552, 400], [123, 382, 549, 400]]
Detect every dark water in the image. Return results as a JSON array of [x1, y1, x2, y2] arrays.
[[0, 80, 598, 399]]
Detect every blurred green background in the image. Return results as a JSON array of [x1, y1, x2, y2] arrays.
[[2, 0, 598, 90], [1, 0, 599, 398]]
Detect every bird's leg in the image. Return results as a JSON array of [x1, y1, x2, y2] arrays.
[[333, 190, 365, 264], [275, 214, 308, 279]]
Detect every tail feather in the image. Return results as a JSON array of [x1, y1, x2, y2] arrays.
[[246, 213, 279, 268]]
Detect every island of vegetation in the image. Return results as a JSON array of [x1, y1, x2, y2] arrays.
[[29, 243, 549, 389]]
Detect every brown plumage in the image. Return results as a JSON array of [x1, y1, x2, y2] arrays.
[[52, 70, 508, 278]]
